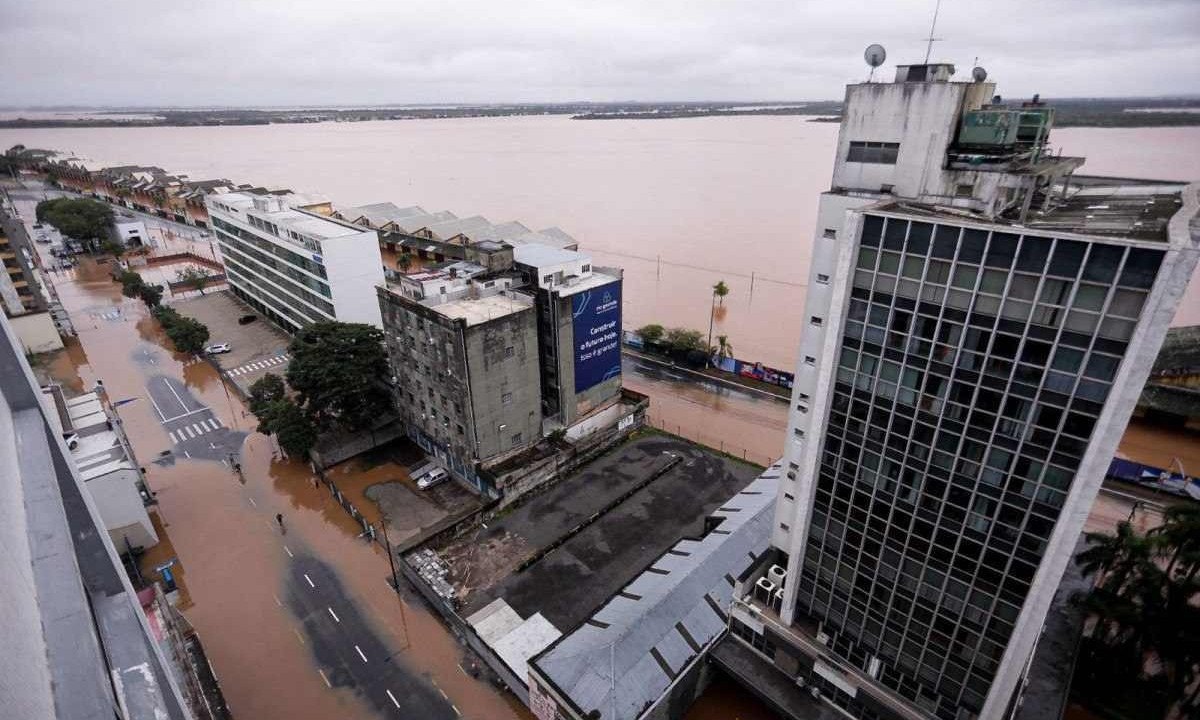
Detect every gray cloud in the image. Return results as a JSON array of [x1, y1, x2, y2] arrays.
[[1, 0, 1197, 106]]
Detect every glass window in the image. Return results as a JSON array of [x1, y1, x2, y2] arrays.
[[1098, 316, 1136, 341], [980, 270, 1007, 295], [902, 256, 925, 279], [1083, 244, 1124, 283], [1049, 240, 1086, 278], [960, 230, 987, 263], [952, 266, 978, 290], [861, 216, 885, 247], [932, 226, 960, 259], [985, 233, 1018, 269], [1072, 284, 1107, 311], [907, 222, 933, 254], [858, 248, 878, 270], [1039, 279, 1071, 305], [884, 220, 908, 250], [879, 252, 901, 275], [1016, 236, 1051, 273], [1085, 353, 1119, 381], [1051, 347, 1084, 372], [1108, 289, 1146, 318], [1008, 274, 1039, 301], [1120, 249, 1164, 289]]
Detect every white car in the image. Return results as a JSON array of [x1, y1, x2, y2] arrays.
[[417, 468, 449, 490], [205, 343, 231, 354]]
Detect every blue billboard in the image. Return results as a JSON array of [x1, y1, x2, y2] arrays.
[[572, 280, 622, 393]]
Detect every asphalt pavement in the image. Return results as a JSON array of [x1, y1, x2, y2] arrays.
[[145, 372, 245, 461], [285, 553, 459, 718]]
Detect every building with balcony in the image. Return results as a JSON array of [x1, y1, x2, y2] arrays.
[[728, 60, 1200, 720], [206, 190, 385, 331]]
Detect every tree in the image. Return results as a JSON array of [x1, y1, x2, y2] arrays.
[[36, 197, 113, 250], [175, 266, 213, 295], [707, 279, 730, 362], [663, 327, 706, 355], [137, 283, 163, 308], [119, 270, 146, 299], [637, 323, 665, 345], [286, 322, 391, 433], [248, 373, 287, 426], [397, 252, 414, 273], [153, 306, 209, 354], [716, 335, 734, 362], [267, 399, 318, 458], [102, 239, 126, 259]]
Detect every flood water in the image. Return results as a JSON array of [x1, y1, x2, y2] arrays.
[[3, 118, 1198, 369]]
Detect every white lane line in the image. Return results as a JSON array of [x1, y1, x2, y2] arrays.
[[294, 628, 305, 645], [183, 450, 191, 459], [457, 663, 466, 676], [159, 406, 210, 424], [318, 669, 331, 688], [248, 497, 257, 507], [272, 594, 282, 607], [452, 705, 461, 716], [183, 426, 195, 439], [328, 607, 340, 623], [355, 645, 368, 663], [438, 688, 448, 700], [206, 418, 219, 431], [191, 422, 205, 435], [147, 391, 166, 421], [304, 573, 315, 588], [168, 430, 178, 443], [387, 690, 400, 708], [284, 545, 294, 558], [162, 377, 193, 416]]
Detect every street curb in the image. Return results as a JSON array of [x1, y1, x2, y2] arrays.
[[622, 348, 790, 403]]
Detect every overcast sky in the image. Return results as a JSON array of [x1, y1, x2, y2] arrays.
[[2, 0, 1197, 107]]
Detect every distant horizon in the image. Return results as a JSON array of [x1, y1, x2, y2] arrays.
[[4, 93, 1200, 113]]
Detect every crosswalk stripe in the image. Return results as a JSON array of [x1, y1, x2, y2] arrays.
[[168, 431, 177, 443], [191, 423, 204, 435], [184, 426, 195, 439], [206, 418, 219, 431]]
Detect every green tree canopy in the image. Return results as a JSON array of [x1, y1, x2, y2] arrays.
[[137, 283, 163, 308], [637, 323, 665, 344], [119, 270, 146, 299], [286, 322, 391, 432], [175, 266, 213, 294], [152, 306, 209, 354], [248, 373, 287, 425], [266, 399, 318, 458], [35, 197, 113, 244], [664, 327, 706, 354]]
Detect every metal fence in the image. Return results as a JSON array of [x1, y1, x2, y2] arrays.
[[644, 414, 778, 468]]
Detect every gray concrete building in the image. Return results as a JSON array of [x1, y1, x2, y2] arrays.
[[0, 312, 190, 719], [729, 59, 1200, 720], [378, 258, 542, 494]]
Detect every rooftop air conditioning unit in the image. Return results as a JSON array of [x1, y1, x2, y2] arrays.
[[768, 564, 787, 588], [754, 578, 775, 604], [771, 588, 784, 613]]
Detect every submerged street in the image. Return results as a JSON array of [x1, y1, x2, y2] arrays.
[[9, 187, 528, 719]]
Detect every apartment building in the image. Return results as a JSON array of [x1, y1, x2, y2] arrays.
[[206, 191, 385, 331], [728, 61, 1200, 720]]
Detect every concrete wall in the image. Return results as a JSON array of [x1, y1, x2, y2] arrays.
[[833, 80, 993, 198], [467, 308, 542, 460], [9, 311, 64, 354], [322, 226, 385, 328]]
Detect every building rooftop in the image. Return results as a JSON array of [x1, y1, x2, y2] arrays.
[[209, 191, 369, 241], [431, 291, 534, 326], [531, 468, 779, 720], [338, 202, 579, 250], [512, 243, 587, 268]]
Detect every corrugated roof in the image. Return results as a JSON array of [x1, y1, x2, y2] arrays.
[[531, 470, 779, 720]]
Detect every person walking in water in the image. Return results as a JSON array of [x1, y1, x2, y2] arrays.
[[276, 513, 284, 528]]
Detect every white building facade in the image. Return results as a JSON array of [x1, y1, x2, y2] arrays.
[[731, 62, 1200, 720], [206, 191, 385, 331]]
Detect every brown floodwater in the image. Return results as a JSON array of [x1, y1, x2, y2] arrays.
[[29, 221, 527, 718], [4, 118, 1197, 368]]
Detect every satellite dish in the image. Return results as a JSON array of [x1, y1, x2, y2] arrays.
[[972, 66, 988, 82], [864, 44, 887, 82]]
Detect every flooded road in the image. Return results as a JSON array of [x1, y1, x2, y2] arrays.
[[12, 191, 527, 719]]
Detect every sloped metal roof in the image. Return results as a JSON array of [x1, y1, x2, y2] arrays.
[[531, 469, 779, 720]]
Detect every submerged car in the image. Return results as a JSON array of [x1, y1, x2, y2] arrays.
[[204, 342, 231, 354]]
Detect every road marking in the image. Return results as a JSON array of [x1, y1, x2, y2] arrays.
[[147, 391, 166, 421], [183, 451, 191, 459], [438, 688, 448, 700], [318, 669, 331, 688], [355, 645, 368, 663], [272, 594, 282, 607], [284, 545, 294, 558], [294, 628, 305, 645], [162, 377, 192, 415], [159, 406, 210, 424], [168, 431, 178, 443], [457, 663, 466, 676], [387, 690, 400, 708], [328, 607, 340, 623], [304, 574, 315, 588], [191, 422, 204, 435], [248, 497, 257, 507], [206, 418, 220, 431], [452, 705, 461, 716]]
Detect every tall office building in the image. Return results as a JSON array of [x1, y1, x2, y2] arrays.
[[206, 191, 385, 331], [728, 61, 1200, 719]]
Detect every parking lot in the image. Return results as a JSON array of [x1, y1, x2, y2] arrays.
[[173, 291, 292, 394]]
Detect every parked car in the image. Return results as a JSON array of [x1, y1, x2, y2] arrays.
[[417, 468, 449, 490], [237, 314, 257, 325], [204, 342, 231, 355]]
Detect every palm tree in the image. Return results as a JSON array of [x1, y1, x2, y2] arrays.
[[716, 335, 734, 363], [706, 279, 730, 362], [1153, 504, 1200, 579], [397, 252, 414, 273]]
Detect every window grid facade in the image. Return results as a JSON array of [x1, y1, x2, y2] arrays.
[[793, 213, 1161, 719]]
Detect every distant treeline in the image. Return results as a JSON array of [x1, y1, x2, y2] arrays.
[[2, 97, 1197, 129]]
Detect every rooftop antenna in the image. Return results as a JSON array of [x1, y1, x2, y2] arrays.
[[864, 44, 887, 82], [923, 0, 944, 64]]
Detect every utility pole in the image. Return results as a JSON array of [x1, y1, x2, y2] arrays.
[[923, 0, 943, 64]]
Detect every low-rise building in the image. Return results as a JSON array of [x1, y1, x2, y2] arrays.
[[112, 211, 149, 247], [206, 190, 385, 331], [0, 206, 64, 353]]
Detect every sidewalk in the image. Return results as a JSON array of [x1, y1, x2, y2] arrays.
[[622, 347, 790, 402]]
